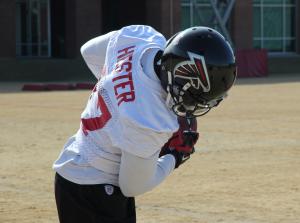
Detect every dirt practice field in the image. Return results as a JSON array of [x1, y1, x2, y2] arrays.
[[0, 75, 300, 223]]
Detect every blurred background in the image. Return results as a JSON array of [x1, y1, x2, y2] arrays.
[[0, 0, 299, 82], [0, 2, 300, 222]]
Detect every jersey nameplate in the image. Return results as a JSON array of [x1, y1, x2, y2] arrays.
[[112, 46, 136, 106]]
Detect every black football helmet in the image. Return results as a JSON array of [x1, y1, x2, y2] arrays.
[[159, 26, 237, 117]]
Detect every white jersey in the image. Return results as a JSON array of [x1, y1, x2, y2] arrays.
[[53, 25, 179, 185]]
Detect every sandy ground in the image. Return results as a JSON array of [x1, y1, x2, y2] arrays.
[[0, 75, 300, 223]]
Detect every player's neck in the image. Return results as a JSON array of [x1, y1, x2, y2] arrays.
[[154, 50, 163, 80]]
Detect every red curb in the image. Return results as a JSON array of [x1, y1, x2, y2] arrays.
[[22, 84, 48, 91], [45, 83, 76, 90], [75, 83, 95, 90], [22, 83, 95, 91]]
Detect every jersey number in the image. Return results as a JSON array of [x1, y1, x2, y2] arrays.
[[81, 92, 112, 135]]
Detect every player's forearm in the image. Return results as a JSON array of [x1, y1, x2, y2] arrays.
[[119, 150, 175, 197]]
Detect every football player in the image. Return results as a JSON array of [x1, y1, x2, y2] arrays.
[[53, 25, 236, 223]]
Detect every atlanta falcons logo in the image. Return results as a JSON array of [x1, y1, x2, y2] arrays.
[[174, 52, 210, 92]]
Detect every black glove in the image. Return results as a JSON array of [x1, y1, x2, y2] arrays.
[[161, 147, 194, 168]]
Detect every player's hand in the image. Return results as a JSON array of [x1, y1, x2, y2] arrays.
[[160, 117, 199, 168]]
